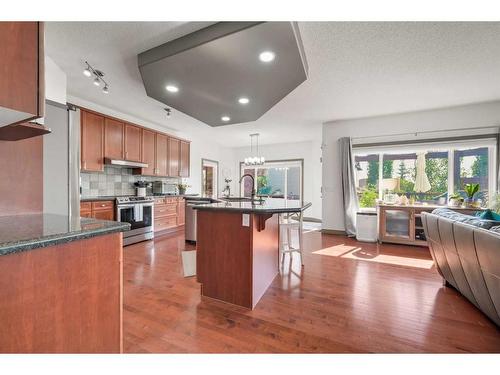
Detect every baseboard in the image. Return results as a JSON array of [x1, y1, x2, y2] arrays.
[[321, 229, 347, 236]]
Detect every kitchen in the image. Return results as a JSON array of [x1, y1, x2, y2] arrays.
[[0, 20, 312, 353], [2, 11, 500, 364]]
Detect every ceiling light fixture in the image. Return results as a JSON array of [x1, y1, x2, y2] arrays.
[[221, 116, 230, 122], [83, 61, 110, 93], [244, 133, 265, 166], [166, 85, 179, 93], [259, 51, 275, 63], [238, 97, 249, 104], [164, 107, 171, 118]]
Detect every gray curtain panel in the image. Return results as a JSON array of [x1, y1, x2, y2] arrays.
[[339, 137, 359, 236]]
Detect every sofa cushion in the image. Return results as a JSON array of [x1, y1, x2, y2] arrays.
[[432, 208, 500, 230], [490, 226, 500, 234]]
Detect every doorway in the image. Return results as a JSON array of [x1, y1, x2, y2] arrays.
[[201, 159, 219, 198]]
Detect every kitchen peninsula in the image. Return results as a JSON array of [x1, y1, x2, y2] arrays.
[[0, 214, 129, 353], [195, 199, 311, 309]]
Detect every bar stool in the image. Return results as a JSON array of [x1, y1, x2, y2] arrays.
[[279, 211, 304, 266]]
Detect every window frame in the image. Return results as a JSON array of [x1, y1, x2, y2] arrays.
[[352, 136, 498, 207]]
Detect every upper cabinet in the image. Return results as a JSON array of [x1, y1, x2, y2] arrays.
[[168, 137, 180, 177], [155, 133, 169, 176], [139, 128, 156, 176], [124, 124, 142, 162], [180, 141, 190, 177], [0, 22, 49, 141], [80, 107, 190, 176], [81, 110, 104, 172], [104, 118, 124, 160]]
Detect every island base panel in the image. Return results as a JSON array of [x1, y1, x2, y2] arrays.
[[196, 210, 279, 309]]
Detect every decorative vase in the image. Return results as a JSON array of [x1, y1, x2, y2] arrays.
[[178, 187, 186, 195]]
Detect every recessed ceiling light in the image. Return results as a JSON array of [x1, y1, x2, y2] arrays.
[[221, 116, 230, 122], [83, 68, 91, 77], [238, 97, 249, 104], [259, 51, 275, 63], [166, 85, 179, 93]]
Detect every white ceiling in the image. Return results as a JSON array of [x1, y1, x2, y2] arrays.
[[46, 21, 500, 147]]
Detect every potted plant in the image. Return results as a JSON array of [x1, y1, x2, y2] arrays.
[[463, 183, 480, 207], [448, 192, 464, 207], [177, 181, 191, 195]]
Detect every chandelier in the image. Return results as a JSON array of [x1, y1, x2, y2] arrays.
[[244, 133, 265, 166]]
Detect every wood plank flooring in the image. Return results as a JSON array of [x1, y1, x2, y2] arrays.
[[123, 230, 500, 353]]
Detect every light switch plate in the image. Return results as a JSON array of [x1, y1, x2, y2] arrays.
[[242, 214, 250, 227]]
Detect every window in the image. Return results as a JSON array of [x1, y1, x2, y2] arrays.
[[240, 160, 303, 200], [353, 138, 497, 208]]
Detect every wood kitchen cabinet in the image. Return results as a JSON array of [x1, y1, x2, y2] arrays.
[[154, 196, 184, 234], [80, 200, 115, 221], [155, 133, 168, 176], [168, 137, 180, 177], [0, 22, 45, 129], [179, 141, 190, 177], [79, 107, 190, 176], [104, 117, 124, 160], [124, 124, 142, 161], [136, 128, 156, 176], [81, 110, 104, 172]]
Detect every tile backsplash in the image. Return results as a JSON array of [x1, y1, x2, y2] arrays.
[[80, 166, 180, 197]]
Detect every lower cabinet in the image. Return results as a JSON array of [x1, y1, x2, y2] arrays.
[[154, 197, 185, 233], [80, 200, 115, 221]]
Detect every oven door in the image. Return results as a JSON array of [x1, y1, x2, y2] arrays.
[[117, 203, 154, 236]]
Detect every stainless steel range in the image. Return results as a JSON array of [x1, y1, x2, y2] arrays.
[[116, 196, 154, 246]]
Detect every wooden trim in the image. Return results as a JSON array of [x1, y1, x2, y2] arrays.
[[321, 229, 346, 236], [37, 22, 45, 118]]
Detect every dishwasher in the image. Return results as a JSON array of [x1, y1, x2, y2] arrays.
[[185, 197, 214, 242]]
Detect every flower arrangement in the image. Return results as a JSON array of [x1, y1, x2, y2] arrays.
[[177, 181, 191, 195]]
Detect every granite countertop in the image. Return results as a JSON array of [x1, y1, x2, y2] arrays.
[[193, 198, 312, 214], [80, 194, 199, 202], [0, 214, 130, 256]]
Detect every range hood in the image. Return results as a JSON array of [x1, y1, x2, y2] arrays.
[[104, 158, 148, 168]]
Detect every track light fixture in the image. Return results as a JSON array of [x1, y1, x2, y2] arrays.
[[164, 107, 172, 118], [83, 61, 110, 94]]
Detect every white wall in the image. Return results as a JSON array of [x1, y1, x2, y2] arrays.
[[322, 101, 500, 231], [45, 56, 67, 104], [231, 140, 322, 219]]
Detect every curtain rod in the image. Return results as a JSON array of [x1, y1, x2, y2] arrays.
[[351, 125, 499, 141]]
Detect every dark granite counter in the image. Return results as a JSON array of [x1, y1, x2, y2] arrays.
[[80, 194, 199, 202], [0, 214, 130, 256], [193, 198, 312, 214]]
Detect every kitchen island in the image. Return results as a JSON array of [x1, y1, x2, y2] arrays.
[[194, 199, 311, 309], [0, 214, 129, 353]]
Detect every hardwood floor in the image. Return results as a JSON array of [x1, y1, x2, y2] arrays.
[[123, 229, 500, 353]]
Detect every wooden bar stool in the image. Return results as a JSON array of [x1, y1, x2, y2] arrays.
[[279, 211, 304, 266]]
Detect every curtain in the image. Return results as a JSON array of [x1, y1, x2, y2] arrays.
[[339, 137, 359, 237]]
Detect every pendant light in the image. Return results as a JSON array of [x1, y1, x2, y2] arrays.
[[244, 133, 265, 166]]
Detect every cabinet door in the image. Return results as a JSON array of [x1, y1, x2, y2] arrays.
[[81, 110, 104, 172], [0, 22, 43, 126], [104, 118, 124, 160], [177, 199, 185, 226], [179, 141, 190, 177], [168, 137, 180, 177], [92, 209, 114, 221], [379, 208, 412, 241], [155, 133, 168, 176], [124, 124, 142, 161], [140, 129, 156, 175]]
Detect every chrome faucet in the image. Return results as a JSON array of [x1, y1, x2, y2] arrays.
[[239, 173, 256, 201]]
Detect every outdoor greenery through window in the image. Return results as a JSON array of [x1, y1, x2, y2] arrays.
[[241, 160, 303, 200], [354, 140, 497, 209]]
